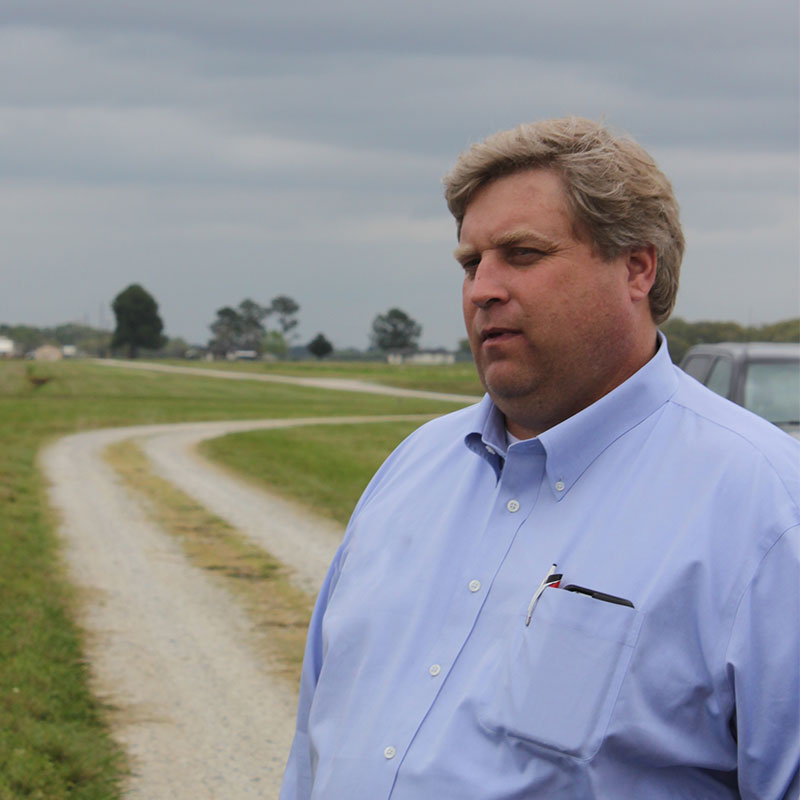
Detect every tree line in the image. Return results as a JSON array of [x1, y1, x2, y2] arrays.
[[4, 281, 796, 361], [101, 304, 800, 362], [205, 299, 423, 358], [660, 317, 800, 363], [1, 286, 427, 360], [0, 322, 112, 357], [107, 284, 430, 359]]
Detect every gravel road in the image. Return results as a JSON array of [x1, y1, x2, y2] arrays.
[[40, 412, 445, 799], [40, 363, 478, 797], [136, 416, 431, 595]]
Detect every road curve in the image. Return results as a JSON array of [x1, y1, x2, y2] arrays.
[[137, 415, 434, 595], [41, 414, 433, 799]]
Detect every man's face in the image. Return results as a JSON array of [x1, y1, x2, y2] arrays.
[[457, 168, 651, 438]]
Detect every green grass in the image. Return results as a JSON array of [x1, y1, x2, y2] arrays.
[[155, 358, 485, 396], [0, 359, 466, 798], [201, 420, 428, 527]]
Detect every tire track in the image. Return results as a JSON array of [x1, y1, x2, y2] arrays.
[[41, 414, 433, 798]]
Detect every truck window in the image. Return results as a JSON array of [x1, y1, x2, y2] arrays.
[[744, 361, 800, 425], [705, 357, 734, 399], [682, 355, 713, 382]]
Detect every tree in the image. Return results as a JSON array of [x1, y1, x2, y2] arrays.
[[270, 295, 300, 338], [208, 306, 244, 357], [308, 333, 333, 359], [758, 318, 800, 343], [208, 299, 270, 356], [261, 330, 288, 358], [111, 284, 165, 358], [238, 299, 271, 350], [370, 307, 422, 351]]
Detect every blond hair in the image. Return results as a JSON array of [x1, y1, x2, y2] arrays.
[[443, 117, 684, 324]]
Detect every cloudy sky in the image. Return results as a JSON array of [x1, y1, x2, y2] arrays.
[[2, 1, 798, 349]]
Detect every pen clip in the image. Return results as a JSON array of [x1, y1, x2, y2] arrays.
[[524, 564, 561, 626]]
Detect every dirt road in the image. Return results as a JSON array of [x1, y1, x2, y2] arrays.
[[40, 414, 437, 799]]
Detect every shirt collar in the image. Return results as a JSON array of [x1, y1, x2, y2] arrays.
[[464, 395, 509, 480], [464, 334, 679, 497]]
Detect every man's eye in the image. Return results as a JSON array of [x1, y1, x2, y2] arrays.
[[460, 258, 480, 273], [507, 247, 545, 264]]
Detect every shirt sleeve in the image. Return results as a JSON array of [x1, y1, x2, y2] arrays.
[[725, 524, 800, 800], [279, 545, 346, 800]]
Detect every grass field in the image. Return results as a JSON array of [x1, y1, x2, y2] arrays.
[[0, 358, 470, 798], [157, 357, 485, 396], [201, 420, 427, 526]]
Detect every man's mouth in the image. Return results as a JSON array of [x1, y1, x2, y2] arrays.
[[480, 327, 520, 343]]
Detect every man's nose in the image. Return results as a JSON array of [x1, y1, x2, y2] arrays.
[[465, 255, 510, 309]]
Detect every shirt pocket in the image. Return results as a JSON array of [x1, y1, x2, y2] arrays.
[[477, 586, 642, 761]]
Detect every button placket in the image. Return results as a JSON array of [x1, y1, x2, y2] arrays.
[[392, 446, 544, 771]]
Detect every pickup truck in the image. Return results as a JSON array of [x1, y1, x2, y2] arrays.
[[679, 342, 800, 438]]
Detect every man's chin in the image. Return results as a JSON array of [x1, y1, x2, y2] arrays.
[[481, 367, 538, 401]]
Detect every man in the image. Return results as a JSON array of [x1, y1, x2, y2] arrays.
[[280, 118, 799, 799]]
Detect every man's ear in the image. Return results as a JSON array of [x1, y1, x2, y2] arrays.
[[626, 244, 657, 303]]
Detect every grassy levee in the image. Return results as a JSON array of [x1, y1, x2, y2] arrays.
[[201, 421, 427, 526], [158, 358, 485, 396], [0, 359, 467, 799]]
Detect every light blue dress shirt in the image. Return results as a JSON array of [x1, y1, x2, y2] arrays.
[[280, 340, 800, 799]]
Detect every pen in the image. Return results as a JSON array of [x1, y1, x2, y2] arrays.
[[562, 584, 634, 608], [525, 563, 562, 626]]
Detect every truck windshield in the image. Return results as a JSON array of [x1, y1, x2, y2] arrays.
[[743, 361, 800, 425]]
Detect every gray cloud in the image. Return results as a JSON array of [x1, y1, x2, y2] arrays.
[[1, 1, 797, 348]]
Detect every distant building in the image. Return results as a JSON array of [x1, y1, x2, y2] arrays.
[[33, 345, 63, 361], [0, 336, 14, 358], [62, 344, 77, 358], [386, 349, 456, 365]]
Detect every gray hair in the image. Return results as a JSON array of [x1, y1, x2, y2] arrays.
[[443, 117, 684, 324]]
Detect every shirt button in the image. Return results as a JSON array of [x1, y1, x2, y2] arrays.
[[555, 481, 565, 492], [429, 664, 441, 677], [506, 499, 520, 512], [485, 444, 496, 455], [468, 579, 481, 593], [384, 746, 396, 760]]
